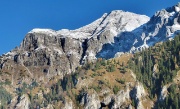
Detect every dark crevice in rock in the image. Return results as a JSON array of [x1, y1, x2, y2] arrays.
[[29, 34, 38, 50], [108, 99, 115, 109], [99, 13, 110, 25], [43, 69, 48, 74], [80, 39, 88, 64], [177, 15, 180, 24], [99, 102, 106, 109], [60, 38, 66, 53], [0, 64, 2, 69], [60, 38, 72, 70], [67, 57, 72, 70], [47, 58, 51, 66], [42, 53, 51, 66], [92, 13, 109, 36], [14, 55, 19, 63], [0, 62, 5, 69], [28, 53, 31, 57], [32, 39, 38, 50]]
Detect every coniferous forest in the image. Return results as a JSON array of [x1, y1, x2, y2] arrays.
[[128, 35, 180, 108]]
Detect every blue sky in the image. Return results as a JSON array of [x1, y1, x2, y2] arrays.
[[0, 0, 179, 55]]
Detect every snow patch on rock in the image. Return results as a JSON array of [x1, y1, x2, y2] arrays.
[[175, 6, 180, 12], [29, 28, 56, 36], [35, 44, 46, 51], [172, 24, 180, 30]]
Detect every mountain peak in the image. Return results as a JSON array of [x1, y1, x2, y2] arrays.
[[28, 10, 149, 40], [174, 3, 180, 12], [28, 28, 57, 36], [165, 2, 180, 12]]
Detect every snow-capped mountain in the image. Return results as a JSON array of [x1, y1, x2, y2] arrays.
[[97, 3, 180, 58], [1, 3, 180, 79]]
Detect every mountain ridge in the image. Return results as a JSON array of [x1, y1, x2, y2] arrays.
[[1, 3, 180, 80], [28, 10, 150, 39], [0, 2, 180, 109]]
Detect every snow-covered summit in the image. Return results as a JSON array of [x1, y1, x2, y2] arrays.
[[29, 28, 56, 35], [75, 10, 150, 37], [28, 10, 150, 39], [90, 10, 149, 36]]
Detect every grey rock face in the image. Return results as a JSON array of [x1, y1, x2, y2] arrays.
[[110, 87, 130, 109], [130, 82, 147, 109], [46, 104, 54, 109], [62, 98, 74, 109], [19, 32, 84, 74], [102, 95, 113, 106], [80, 90, 101, 109], [0, 32, 86, 81], [15, 94, 30, 109], [159, 85, 169, 101]]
